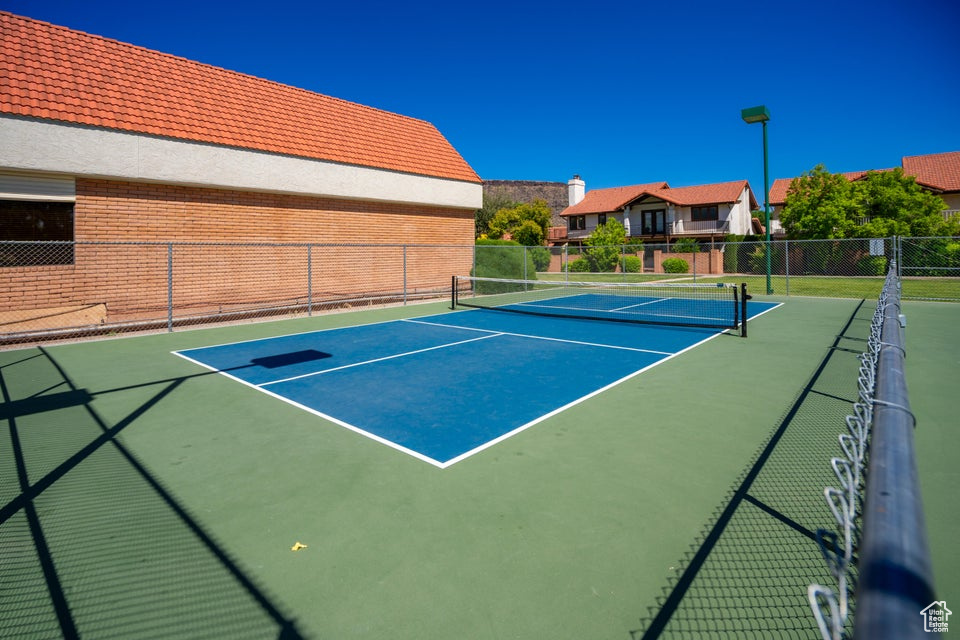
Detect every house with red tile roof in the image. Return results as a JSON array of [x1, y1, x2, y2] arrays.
[[557, 177, 758, 245], [0, 12, 481, 328], [768, 152, 960, 234], [902, 151, 960, 211]]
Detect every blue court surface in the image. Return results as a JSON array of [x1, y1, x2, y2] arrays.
[[174, 301, 779, 468]]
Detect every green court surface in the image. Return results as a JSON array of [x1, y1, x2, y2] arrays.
[[1, 296, 956, 639]]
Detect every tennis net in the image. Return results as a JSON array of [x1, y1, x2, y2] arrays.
[[452, 276, 748, 335]]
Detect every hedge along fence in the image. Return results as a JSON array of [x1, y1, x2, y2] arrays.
[[652, 249, 723, 274], [533, 237, 960, 300], [540, 238, 901, 278]]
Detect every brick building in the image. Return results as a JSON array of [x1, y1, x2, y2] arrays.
[[0, 12, 481, 330]]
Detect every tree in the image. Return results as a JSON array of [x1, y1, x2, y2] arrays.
[[780, 165, 859, 239], [487, 199, 552, 243], [780, 164, 957, 239], [511, 219, 545, 247], [854, 168, 957, 238], [584, 219, 627, 272], [476, 189, 517, 237]]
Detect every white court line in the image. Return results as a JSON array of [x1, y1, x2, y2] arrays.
[[258, 332, 502, 386], [171, 350, 447, 468], [438, 326, 730, 467], [609, 298, 666, 312], [501, 299, 728, 323], [170, 303, 783, 469], [401, 317, 674, 356]]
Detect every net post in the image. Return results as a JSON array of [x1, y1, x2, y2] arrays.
[[450, 275, 457, 309], [740, 282, 748, 338]]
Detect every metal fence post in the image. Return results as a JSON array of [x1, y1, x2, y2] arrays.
[[785, 238, 790, 296], [307, 244, 313, 316], [896, 236, 902, 280], [167, 242, 174, 332], [403, 244, 408, 305]]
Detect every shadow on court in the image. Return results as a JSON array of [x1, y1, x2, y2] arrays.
[[631, 300, 873, 639], [0, 347, 304, 639]]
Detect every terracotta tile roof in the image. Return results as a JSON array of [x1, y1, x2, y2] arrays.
[[561, 180, 754, 215], [655, 180, 756, 208], [768, 178, 793, 205], [561, 182, 668, 216], [902, 151, 960, 192], [0, 12, 480, 183]]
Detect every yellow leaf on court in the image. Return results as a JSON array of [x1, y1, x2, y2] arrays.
[[291, 541, 307, 551]]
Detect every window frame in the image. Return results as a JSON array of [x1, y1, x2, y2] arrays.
[[1, 200, 76, 266], [691, 205, 719, 222]]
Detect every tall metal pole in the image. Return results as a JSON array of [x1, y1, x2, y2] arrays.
[[762, 119, 773, 295]]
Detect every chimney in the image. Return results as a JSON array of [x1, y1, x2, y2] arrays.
[[568, 174, 585, 206]]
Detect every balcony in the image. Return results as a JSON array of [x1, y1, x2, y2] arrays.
[[668, 219, 730, 235]]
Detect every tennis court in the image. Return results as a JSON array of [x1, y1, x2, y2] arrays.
[[174, 283, 779, 467], [1, 282, 956, 639]]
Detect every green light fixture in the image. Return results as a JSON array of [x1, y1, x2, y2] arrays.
[[741, 105, 773, 295]]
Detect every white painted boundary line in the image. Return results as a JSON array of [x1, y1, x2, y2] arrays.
[[258, 333, 501, 386], [401, 318, 674, 356], [171, 302, 783, 470], [503, 299, 729, 324], [438, 326, 729, 468], [172, 349, 448, 468]]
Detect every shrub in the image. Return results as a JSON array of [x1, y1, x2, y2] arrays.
[[621, 255, 642, 273], [472, 238, 536, 291], [528, 246, 551, 272], [671, 238, 700, 253], [723, 234, 745, 273], [662, 257, 689, 273], [566, 257, 590, 272], [748, 246, 767, 274], [855, 255, 887, 276]]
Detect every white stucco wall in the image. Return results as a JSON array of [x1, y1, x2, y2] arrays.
[[0, 116, 482, 209], [727, 188, 753, 235]]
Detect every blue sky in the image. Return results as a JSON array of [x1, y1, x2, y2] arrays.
[[4, 0, 959, 202]]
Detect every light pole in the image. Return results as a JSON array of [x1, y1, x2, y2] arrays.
[[741, 105, 773, 295]]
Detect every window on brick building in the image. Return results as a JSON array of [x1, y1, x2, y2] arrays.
[[1, 172, 76, 266], [1, 201, 75, 266]]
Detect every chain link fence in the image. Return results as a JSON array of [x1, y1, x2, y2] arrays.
[[0, 241, 473, 344], [533, 237, 960, 301], [2, 237, 957, 344]]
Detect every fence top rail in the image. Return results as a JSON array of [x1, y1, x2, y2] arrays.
[[3, 236, 957, 249], [853, 267, 937, 639], [0, 240, 481, 249]]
